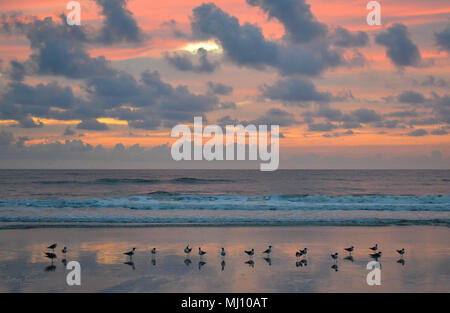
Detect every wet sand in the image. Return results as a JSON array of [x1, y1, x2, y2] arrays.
[[0, 226, 449, 292]]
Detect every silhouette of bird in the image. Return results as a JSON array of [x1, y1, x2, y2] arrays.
[[45, 252, 57, 260], [198, 247, 206, 256], [299, 248, 308, 256], [151, 248, 156, 255], [296, 251, 302, 258], [245, 248, 254, 257], [62, 246, 67, 254], [184, 245, 192, 254], [369, 244, 378, 251], [47, 243, 57, 252], [331, 252, 338, 262], [370, 251, 382, 259], [397, 248, 405, 257], [124, 248, 136, 258], [344, 246, 354, 254], [262, 246, 272, 255], [220, 247, 226, 257]]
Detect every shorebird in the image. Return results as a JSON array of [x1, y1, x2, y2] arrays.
[[124, 248, 136, 259], [198, 247, 206, 256], [296, 251, 302, 258], [62, 246, 67, 254], [220, 247, 226, 257], [151, 248, 156, 255], [300, 248, 308, 256], [370, 251, 382, 259], [331, 252, 339, 262], [262, 246, 272, 255], [369, 244, 378, 251], [244, 248, 254, 257], [47, 243, 57, 252], [45, 252, 57, 260], [397, 248, 405, 257], [184, 245, 192, 254], [344, 246, 354, 254]]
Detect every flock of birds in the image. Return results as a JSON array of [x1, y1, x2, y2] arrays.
[[43, 242, 407, 271]]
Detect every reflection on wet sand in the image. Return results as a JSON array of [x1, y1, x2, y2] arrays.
[[2, 226, 449, 292]]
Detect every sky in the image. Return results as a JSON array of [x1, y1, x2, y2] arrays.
[[0, 0, 449, 169]]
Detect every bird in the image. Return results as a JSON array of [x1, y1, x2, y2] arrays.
[[397, 248, 405, 257], [220, 247, 226, 257], [124, 247, 136, 258], [331, 252, 339, 262], [344, 246, 354, 254], [300, 248, 308, 256], [244, 248, 254, 257], [369, 244, 378, 251], [262, 246, 272, 255], [61, 246, 67, 255], [370, 251, 382, 259], [184, 245, 192, 254], [295, 251, 302, 258], [198, 247, 206, 256], [45, 252, 57, 260], [47, 243, 57, 252], [151, 248, 156, 255]]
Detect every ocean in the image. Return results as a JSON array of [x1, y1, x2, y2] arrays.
[[0, 170, 449, 227]]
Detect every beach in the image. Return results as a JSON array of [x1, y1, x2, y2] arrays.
[[0, 225, 448, 293]]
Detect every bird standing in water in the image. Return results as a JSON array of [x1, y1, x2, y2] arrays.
[[245, 248, 254, 257], [262, 246, 272, 255], [220, 247, 226, 257]]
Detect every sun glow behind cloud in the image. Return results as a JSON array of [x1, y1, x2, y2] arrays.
[[181, 41, 223, 54]]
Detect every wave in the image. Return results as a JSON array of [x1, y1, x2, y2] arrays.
[[0, 194, 449, 211], [34, 177, 233, 185]]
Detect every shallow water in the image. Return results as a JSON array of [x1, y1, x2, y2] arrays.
[[0, 226, 448, 292]]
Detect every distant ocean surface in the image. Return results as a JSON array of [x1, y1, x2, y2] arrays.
[[0, 170, 449, 227]]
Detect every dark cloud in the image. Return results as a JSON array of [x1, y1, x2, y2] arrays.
[[1, 14, 115, 78], [431, 128, 448, 135], [308, 122, 338, 132], [250, 108, 299, 126], [407, 129, 428, 137], [8, 60, 26, 81], [375, 24, 421, 67], [95, 0, 143, 44], [350, 108, 382, 123], [246, 0, 327, 43], [207, 81, 233, 95], [63, 126, 76, 136], [0, 130, 14, 146], [435, 24, 450, 52], [260, 78, 331, 104], [397, 90, 427, 104], [219, 102, 237, 110], [412, 75, 447, 88], [164, 48, 219, 73], [332, 27, 369, 47], [190, 3, 341, 76], [386, 110, 418, 118], [77, 119, 109, 131]]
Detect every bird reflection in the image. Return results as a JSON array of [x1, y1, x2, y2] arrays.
[[124, 261, 135, 270], [344, 255, 354, 262], [263, 257, 272, 266], [397, 258, 406, 266], [300, 259, 308, 267], [45, 263, 56, 272], [295, 261, 302, 268], [61, 258, 67, 266], [370, 252, 382, 261], [331, 264, 339, 272], [198, 261, 206, 270], [44, 252, 57, 272], [221, 260, 226, 271], [184, 258, 192, 266], [151, 258, 156, 266], [245, 260, 255, 268]]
